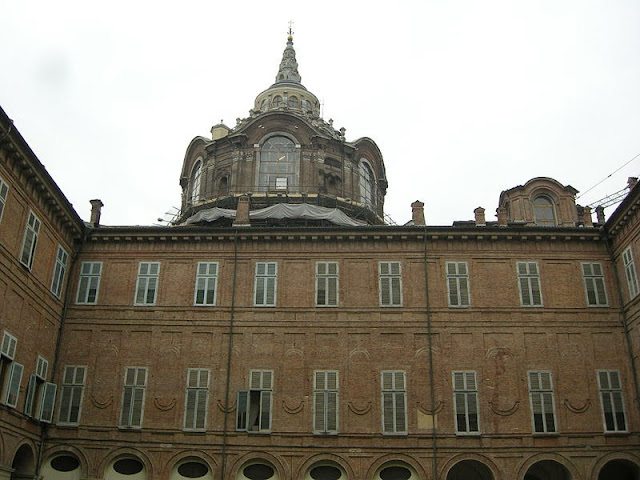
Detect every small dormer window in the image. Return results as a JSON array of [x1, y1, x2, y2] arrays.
[[533, 195, 556, 226], [190, 160, 202, 205]]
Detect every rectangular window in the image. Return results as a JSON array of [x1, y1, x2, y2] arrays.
[[50, 245, 69, 298], [1, 331, 17, 360], [25, 355, 55, 422], [582, 262, 608, 306], [0, 176, 8, 222], [528, 371, 557, 433], [194, 262, 218, 306], [314, 370, 338, 434], [184, 368, 210, 430], [134, 262, 160, 305], [120, 367, 147, 428], [35, 355, 49, 380], [76, 262, 102, 304], [379, 262, 403, 306], [381, 370, 407, 434], [597, 370, 627, 432], [316, 262, 338, 306], [0, 332, 21, 408], [446, 262, 470, 307], [39, 382, 57, 423], [517, 262, 543, 306], [58, 366, 87, 425], [254, 262, 277, 306], [236, 370, 273, 432], [623, 247, 639, 299], [20, 211, 41, 269], [453, 371, 479, 434]]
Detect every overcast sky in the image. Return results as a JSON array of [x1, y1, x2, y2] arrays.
[[1, 1, 639, 226]]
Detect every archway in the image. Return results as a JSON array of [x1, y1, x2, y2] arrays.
[[524, 460, 571, 480], [447, 459, 494, 480], [597, 459, 640, 480], [11, 444, 36, 479]]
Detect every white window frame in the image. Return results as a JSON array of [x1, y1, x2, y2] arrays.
[[379, 262, 403, 307], [20, 211, 41, 270], [134, 262, 160, 306], [452, 371, 480, 434], [0, 176, 8, 222], [446, 262, 470, 307], [39, 382, 57, 423], [254, 262, 277, 307], [119, 367, 147, 428], [622, 247, 639, 299], [381, 370, 407, 435], [236, 370, 273, 433], [25, 355, 56, 423], [76, 262, 102, 304], [581, 262, 608, 306], [58, 365, 87, 425], [528, 371, 557, 434], [316, 262, 338, 307], [0, 332, 21, 408], [194, 262, 218, 306], [597, 370, 627, 433], [1, 331, 17, 360], [313, 370, 339, 434], [50, 245, 69, 298], [35, 355, 49, 380], [517, 262, 543, 307], [184, 368, 210, 431]]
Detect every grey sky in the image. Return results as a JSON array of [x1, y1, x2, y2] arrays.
[[1, 0, 639, 226]]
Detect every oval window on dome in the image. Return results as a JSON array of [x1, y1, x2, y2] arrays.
[[51, 455, 80, 472], [310, 465, 342, 480], [178, 462, 209, 478], [113, 458, 144, 475], [380, 466, 411, 480], [243, 464, 274, 480]]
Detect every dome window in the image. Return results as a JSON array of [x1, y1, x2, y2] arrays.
[[190, 160, 203, 205], [259, 136, 297, 192], [359, 160, 376, 207], [288, 96, 298, 108], [273, 96, 282, 107], [533, 195, 556, 226]]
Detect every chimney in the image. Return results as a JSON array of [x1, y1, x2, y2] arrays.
[[90, 199, 103, 227], [411, 200, 425, 226], [474, 207, 486, 226], [496, 207, 508, 226], [233, 195, 251, 227], [581, 206, 593, 227], [595, 205, 605, 224]]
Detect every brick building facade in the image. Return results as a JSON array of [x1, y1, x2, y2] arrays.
[[0, 33, 639, 480]]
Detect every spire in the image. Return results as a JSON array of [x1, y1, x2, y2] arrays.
[[275, 23, 302, 84]]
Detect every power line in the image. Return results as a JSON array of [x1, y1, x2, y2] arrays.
[[576, 151, 640, 200]]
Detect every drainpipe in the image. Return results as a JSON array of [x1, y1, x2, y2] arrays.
[[220, 230, 240, 480]]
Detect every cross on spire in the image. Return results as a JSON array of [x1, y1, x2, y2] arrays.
[[288, 21, 294, 38]]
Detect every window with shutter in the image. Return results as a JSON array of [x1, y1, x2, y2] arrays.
[[0, 176, 8, 222], [452, 371, 479, 434], [381, 371, 407, 434], [516, 262, 543, 306], [379, 262, 403, 307], [581, 262, 608, 306], [597, 370, 627, 432], [446, 262, 471, 307], [39, 382, 57, 423], [622, 247, 639, 298], [20, 211, 41, 270], [184, 368, 210, 430], [1, 331, 17, 360], [316, 262, 339, 306], [314, 370, 339, 434], [194, 262, 219, 306], [50, 245, 69, 298], [0, 333, 22, 410], [58, 366, 87, 425], [236, 370, 273, 432], [76, 262, 102, 304], [528, 371, 557, 433], [254, 262, 277, 306], [3, 362, 23, 408], [120, 367, 147, 428], [134, 262, 160, 305]]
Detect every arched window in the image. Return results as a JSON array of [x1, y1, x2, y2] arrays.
[[273, 96, 282, 107], [260, 99, 268, 111], [288, 96, 298, 108], [533, 195, 556, 226], [190, 160, 202, 205], [359, 160, 376, 207], [259, 136, 297, 192]]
